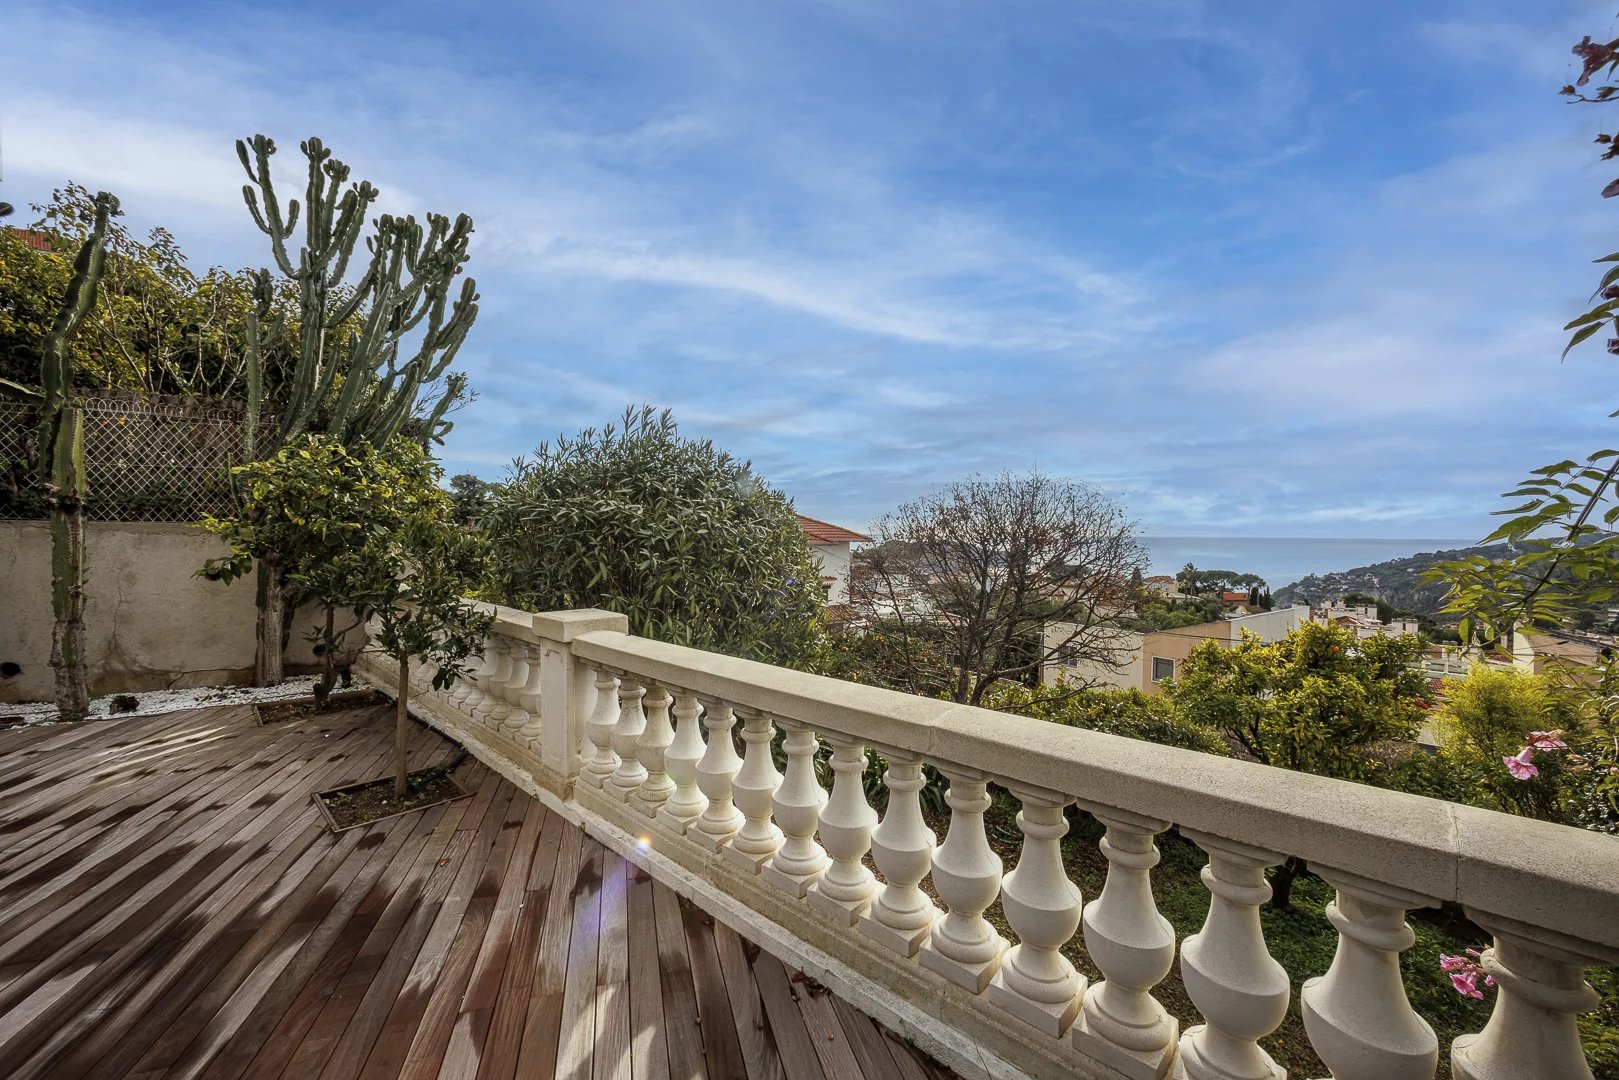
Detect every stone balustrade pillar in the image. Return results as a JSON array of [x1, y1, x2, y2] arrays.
[[1451, 913, 1606, 1080], [530, 610, 628, 778], [516, 642, 545, 745], [859, 750, 938, 955], [580, 664, 620, 788], [693, 702, 743, 850], [608, 676, 647, 802], [723, 709, 783, 872], [656, 691, 708, 834], [633, 684, 676, 818], [762, 719, 827, 897], [988, 784, 1085, 1036], [920, 766, 1007, 993], [807, 734, 879, 925], [1070, 803, 1178, 1080], [1176, 830, 1290, 1080], [1301, 867, 1438, 1080]]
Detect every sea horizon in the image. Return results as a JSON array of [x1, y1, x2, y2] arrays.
[[1141, 536, 1478, 591]]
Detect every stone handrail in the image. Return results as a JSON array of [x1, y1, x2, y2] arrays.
[[358, 607, 1619, 1080]]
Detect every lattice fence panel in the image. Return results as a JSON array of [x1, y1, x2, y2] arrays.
[[0, 393, 252, 522]]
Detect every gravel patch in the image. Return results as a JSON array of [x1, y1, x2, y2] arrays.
[[0, 675, 378, 728]]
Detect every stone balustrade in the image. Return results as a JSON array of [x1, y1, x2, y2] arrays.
[[358, 607, 1619, 1080]]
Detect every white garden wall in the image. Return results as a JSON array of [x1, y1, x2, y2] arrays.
[[0, 521, 323, 703]]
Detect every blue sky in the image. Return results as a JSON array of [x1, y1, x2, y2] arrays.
[[4, 1, 1618, 538]]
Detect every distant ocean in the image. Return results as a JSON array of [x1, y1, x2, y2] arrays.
[[1141, 537, 1476, 590]]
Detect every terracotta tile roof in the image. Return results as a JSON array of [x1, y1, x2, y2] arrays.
[[796, 514, 871, 544], [8, 228, 54, 252]]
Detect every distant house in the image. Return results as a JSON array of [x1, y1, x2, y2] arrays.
[[1142, 575, 1178, 596], [796, 515, 871, 605], [1043, 606, 1308, 694], [1308, 598, 1419, 640], [1511, 630, 1612, 679]]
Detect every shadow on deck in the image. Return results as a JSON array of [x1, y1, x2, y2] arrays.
[[0, 702, 956, 1079]]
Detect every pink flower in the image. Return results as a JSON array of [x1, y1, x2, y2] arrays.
[[1504, 747, 1539, 780], [1450, 971, 1485, 999], [1528, 731, 1568, 751]]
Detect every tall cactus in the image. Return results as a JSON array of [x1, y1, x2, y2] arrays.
[[232, 135, 480, 685], [0, 193, 119, 721], [236, 135, 479, 454]]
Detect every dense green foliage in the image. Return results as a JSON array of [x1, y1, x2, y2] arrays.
[[0, 184, 321, 399], [1128, 593, 1224, 631], [983, 681, 1229, 754], [484, 407, 825, 665]]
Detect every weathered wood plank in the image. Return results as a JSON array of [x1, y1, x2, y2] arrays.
[[626, 864, 671, 1080], [652, 879, 709, 1080], [712, 922, 786, 1080]]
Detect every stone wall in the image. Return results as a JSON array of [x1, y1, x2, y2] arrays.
[[0, 521, 323, 702]]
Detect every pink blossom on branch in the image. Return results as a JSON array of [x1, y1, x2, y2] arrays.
[[1504, 747, 1540, 780], [1440, 951, 1495, 1000], [1528, 730, 1569, 751]]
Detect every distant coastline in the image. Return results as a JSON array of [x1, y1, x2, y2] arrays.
[[1141, 536, 1475, 591]]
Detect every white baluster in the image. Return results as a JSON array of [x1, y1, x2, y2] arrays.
[[580, 664, 620, 788], [807, 734, 878, 925], [859, 750, 938, 955], [656, 691, 708, 835], [608, 676, 647, 802], [633, 684, 675, 818], [762, 719, 828, 898], [448, 640, 484, 712], [1070, 804, 1179, 1079], [988, 784, 1084, 1036], [920, 766, 1007, 993], [476, 636, 512, 727], [517, 642, 545, 746], [499, 639, 529, 738], [722, 709, 783, 872], [693, 702, 743, 850], [1300, 867, 1437, 1080], [1176, 830, 1289, 1080], [1452, 914, 1605, 1080]]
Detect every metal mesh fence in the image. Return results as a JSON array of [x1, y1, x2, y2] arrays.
[[0, 392, 250, 522]]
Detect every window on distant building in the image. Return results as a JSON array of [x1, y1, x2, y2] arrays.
[[1151, 656, 1175, 683]]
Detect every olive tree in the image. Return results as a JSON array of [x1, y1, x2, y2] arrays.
[[484, 406, 825, 665]]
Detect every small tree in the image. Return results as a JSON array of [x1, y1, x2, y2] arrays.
[[309, 503, 491, 798], [199, 436, 451, 705], [485, 406, 825, 665], [447, 473, 493, 527], [1169, 622, 1429, 906], [852, 470, 1143, 706]]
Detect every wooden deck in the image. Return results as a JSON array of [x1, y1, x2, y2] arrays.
[[0, 702, 956, 1080]]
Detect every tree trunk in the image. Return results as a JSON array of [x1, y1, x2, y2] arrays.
[[48, 408, 89, 723], [1269, 855, 1304, 910], [395, 655, 410, 800], [313, 605, 336, 706], [254, 558, 286, 686]]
